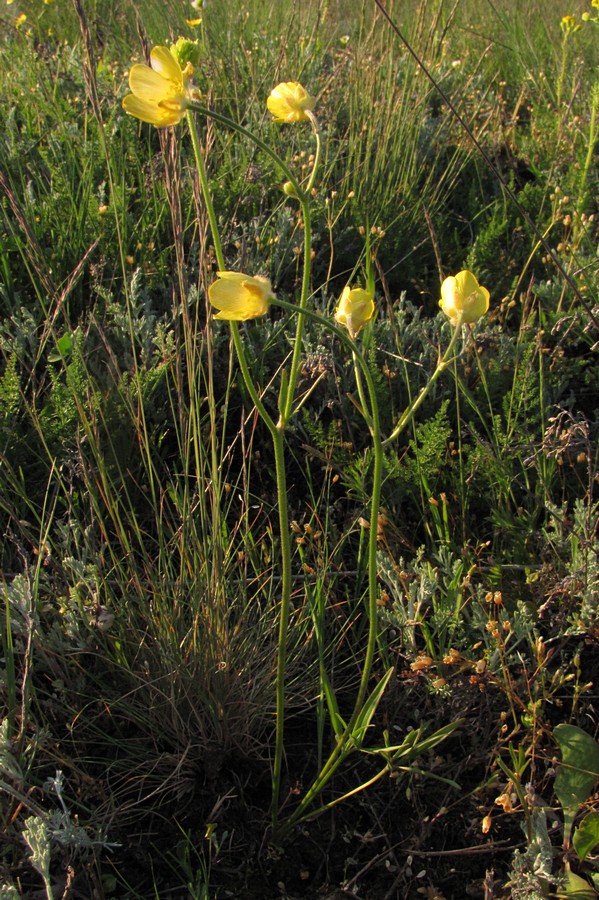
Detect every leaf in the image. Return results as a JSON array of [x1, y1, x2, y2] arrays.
[[350, 668, 394, 748], [559, 868, 597, 899], [573, 812, 599, 862], [48, 331, 73, 363], [22, 816, 52, 886], [554, 724, 599, 845], [365, 719, 462, 765], [321, 670, 346, 738]]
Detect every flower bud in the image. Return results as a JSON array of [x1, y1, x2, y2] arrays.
[[170, 37, 202, 70], [335, 286, 375, 338], [439, 270, 490, 325]]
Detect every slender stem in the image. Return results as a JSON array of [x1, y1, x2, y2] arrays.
[[231, 325, 277, 433], [280, 199, 312, 425], [187, 103, 321, 426], [281, 113, 321, 423], [271, 427, 292, 830], [186, 111, 226, 271], [188, 103, 306, 201], [187, 110, 277, 431], [304, 112, 322, 195], [187, 108, 295, 828], [352, 350, 373, 428], [383, 319, 463, 446], [269, 299, 383, 837]]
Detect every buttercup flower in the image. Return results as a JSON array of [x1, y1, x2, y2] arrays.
[[439, 270, 489, 325], [560, 14, 580, 33], [122, 46, 193, 127], [267, 82, 315, 123], [208, 272, 274, 321], [335, 286, 375, 338]]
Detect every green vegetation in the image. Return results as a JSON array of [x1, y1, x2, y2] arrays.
[[1, 0, 598, 896]]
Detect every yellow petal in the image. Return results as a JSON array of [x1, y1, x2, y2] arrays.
[[335, 286, 374, 337], [129, 63, 177, 104], [439, 270, 489, 324], [209, 273, 272, 320], [267, 82, 315, 123], [150, 46, 184, 84], [122, 94, 182, 126], [215, 271, 253, 283]]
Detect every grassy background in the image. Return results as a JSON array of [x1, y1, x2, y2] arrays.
[[0, 0, 598, 897]]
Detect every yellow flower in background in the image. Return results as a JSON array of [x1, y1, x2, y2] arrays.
[[122, 46, 192, 127], [15, 12, 26, 27], [335, 286, 375, 338], [185, 18, 202, 27], [208, 272, 274, 321], [439, 270, 489, 324], [267, 82, 315, 123], [560, 14, 580, 33]]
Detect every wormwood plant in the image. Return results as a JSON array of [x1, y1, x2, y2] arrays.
[[119, 35, 492, 840]]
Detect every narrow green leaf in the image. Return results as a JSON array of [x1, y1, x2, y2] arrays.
[[351, 667, 394, 747], [365, 719, 462, 759], [321, 670, 346, 738]]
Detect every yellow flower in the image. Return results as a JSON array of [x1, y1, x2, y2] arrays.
[[439, 270, 489, 325], [208, 271, 274, 321], [560, 14, 580, 33], [185, 17, 202, 27], [334, 286, 375, 338], [122, 46, 192, 127], [15, 12, 26, 27], [267, 82, 315, 123]]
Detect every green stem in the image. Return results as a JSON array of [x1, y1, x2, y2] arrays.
[[282, 114, 321, 422], [271, 427, 292, 829], [187, 103, 320, 426], [577, 82, 598, 216], [186, 111, 226, 271], [187, 110, 276, 431], [187, 108, 294, 829], [270, 299, 383, 837], [352, 350, 373, 428], [188, 103, 306, 200], [556, 33, 569, 111], [281, 200, 312, 425], [304, 112, 322, 195], [383, 318, 463, 446]]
